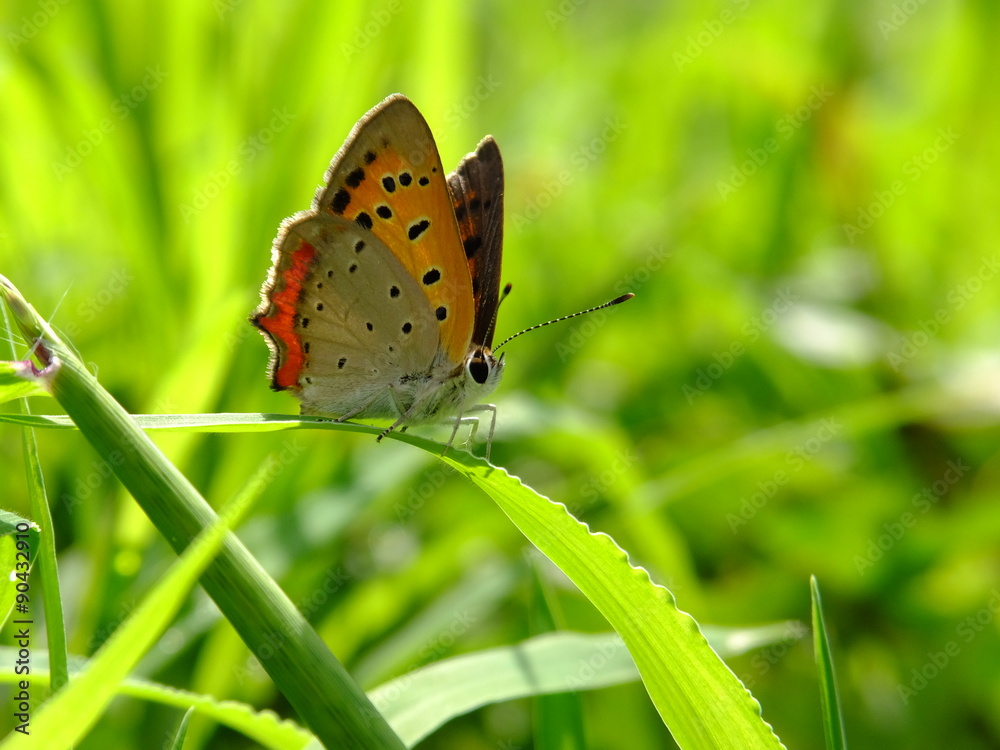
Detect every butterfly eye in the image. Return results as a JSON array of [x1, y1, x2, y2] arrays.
[[468, 356, 490, 385]]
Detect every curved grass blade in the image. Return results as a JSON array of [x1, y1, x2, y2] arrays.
[[435, 453, 786, 750], [0, 275, 405, 748]]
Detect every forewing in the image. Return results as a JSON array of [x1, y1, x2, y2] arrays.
[[315, 94, 474, 364]]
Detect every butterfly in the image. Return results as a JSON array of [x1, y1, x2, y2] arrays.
[[251, 94, 508, 457]]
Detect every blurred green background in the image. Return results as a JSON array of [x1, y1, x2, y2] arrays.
[[2, 0, 999, 747]]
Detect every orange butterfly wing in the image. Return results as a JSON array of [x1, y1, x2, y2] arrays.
[[315, 95, 474, 365]]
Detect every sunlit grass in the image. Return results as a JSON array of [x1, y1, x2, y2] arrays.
[[2, 0, 999, 747]]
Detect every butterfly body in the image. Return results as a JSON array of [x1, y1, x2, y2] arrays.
[[252, 95, 506, 452]]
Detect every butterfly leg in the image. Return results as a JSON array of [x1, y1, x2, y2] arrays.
[[457, 403, 497, 461], [331, 397, 379, 424], [377, 410, 415, 443], [439, 406, 468, 458], [376, 386, 433, 443], [463, 416, 479, 445]]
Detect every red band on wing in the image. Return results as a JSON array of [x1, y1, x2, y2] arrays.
[[257, 239, 317, 389]]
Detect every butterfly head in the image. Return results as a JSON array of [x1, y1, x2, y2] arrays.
[[464, 345, 504, 397], [465, 346, 503, 384]]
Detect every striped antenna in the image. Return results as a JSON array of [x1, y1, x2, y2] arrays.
[[493, 293, 634, 352]]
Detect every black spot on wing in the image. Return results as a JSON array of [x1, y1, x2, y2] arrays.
[[356, 212, 373, 230], [345, 167, 365, 188], [331, 189, 350, 214], [408, 219, 430, 240], [463, 236, 482, 257]]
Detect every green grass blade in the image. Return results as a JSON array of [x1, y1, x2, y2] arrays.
[[0, 276, 404, 748], [529, 571, 586, 750], [1, 621, 795, 749], [0, 299, 69, 693], [3, 275, 781, 746], [20, 423, 70, 694], [0, 361, 49, 404], [0, 510, 39, 630], [0, 460, 260, 750], [811, 576, 848, 750], [372, 625, 794, 747], [373, 632, 636, 746], [167, 707, 195, 750], [0, 533, 18, 630], [0, 411, 397, 433], [0, 413, 77, 429], [438, 454, 786, 750], [0, 648, 315, 749]]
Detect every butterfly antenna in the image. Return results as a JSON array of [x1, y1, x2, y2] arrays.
[[483, 282, 512, 350], [494, 292, 634, 352]]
